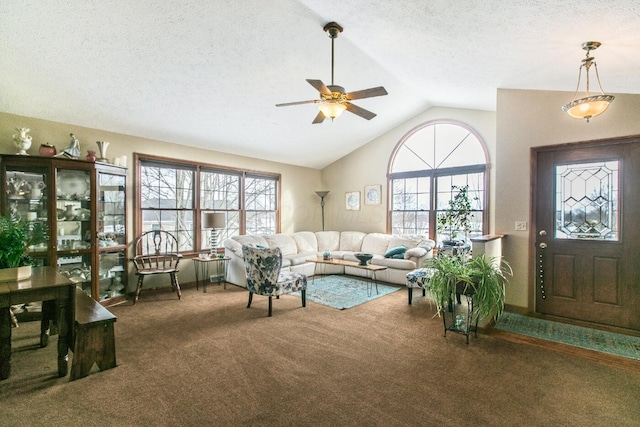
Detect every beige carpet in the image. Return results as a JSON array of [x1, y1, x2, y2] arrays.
[[1, 283, 639, 426]]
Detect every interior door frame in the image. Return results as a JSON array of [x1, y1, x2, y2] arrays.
[[529, 134, 640, 316]]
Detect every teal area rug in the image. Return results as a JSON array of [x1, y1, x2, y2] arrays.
[[294, 275, 400, 310], [496, 312, 640, 361]]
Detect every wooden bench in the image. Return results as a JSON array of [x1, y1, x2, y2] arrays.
[[70, 288, 117, 381]]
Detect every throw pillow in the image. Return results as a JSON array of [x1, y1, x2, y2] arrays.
[[404, 247, 427, 258], [392, 253, 405, 259], [384, 246, 406, 258]]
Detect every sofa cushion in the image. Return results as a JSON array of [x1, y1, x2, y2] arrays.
[[292, 231, 318, 253], [339, 231, 366, 252], [384, 246, 407, 258], [405, 247, 427, 259], [315, 231, 341, 252], [263, 234, 298, 256], [387, 236, 423, 252], [224, 238, 244, 257], [371, 256, 417, 270], [361, 233, 392, 255], [286, 252, 317, 266], [418, 239, 436, 251], [233, 235, 269, 249]]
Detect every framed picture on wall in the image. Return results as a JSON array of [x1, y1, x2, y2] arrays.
[[365, 185, 381, 205], [345, 191, 360, 210]]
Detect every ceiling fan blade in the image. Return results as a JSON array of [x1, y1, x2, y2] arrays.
[[312, 111, 326, 124], [306, 79, 332, 96], [346, 86, 388, 100], [345, 102, 377, 120], [275, 99, 319, 107]]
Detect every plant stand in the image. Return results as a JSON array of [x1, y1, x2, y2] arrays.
[[441, 291, 479, 345]]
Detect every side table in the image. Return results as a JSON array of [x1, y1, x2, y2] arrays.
[[192, 256, 230, 292]]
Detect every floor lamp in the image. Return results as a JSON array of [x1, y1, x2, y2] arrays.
[[315, 191, 329, 231], [203, 212, 226, 256]]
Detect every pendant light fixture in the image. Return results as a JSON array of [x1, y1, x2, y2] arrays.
[[562, 41, 615, 122]]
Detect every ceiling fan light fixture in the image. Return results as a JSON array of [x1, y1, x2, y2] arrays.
[[319, 101, 346, 119], [562, 41, 615, 123], [275, 21, 387, 123]]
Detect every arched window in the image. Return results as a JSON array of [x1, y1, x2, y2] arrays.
[[388, 120, 489, 243]]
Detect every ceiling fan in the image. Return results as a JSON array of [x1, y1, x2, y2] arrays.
[[276, 22, 388, 124]]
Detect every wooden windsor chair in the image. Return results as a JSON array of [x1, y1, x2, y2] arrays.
[[132, 230, 183, 304]]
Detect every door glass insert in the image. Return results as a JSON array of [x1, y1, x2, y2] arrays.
[[555, 160, 619, 240]]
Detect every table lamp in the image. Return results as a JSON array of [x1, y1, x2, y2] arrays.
[[203, 212, 226, 256]]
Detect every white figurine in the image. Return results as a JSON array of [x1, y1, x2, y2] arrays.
[[13, 127, 32, 155], [59, 133, 81, 158]]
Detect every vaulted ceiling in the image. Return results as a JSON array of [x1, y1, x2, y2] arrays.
[[2, 1, 640, 169]]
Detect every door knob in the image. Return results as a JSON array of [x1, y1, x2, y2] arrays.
[[539, 230, 547, 236], [539, 242, 547, 249]]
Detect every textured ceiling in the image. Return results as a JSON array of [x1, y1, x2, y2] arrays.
[[2, 1, 640, 169]]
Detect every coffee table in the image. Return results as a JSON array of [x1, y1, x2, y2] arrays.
[[308, 257, 387, 296]]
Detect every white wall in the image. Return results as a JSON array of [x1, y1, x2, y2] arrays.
[[496, 89, 640, 309]]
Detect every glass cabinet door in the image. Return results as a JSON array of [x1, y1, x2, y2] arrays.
[[56, 168, 92, 295], [4, 166, 50, 265], [98, 172, 125, 246], [99, 250, 126, 301], [57, 253, 92, 296], [97, 170, 127, 303]]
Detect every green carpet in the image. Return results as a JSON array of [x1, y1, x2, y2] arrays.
[[294, 275, 401, 309], [496, 312, 640, 361]]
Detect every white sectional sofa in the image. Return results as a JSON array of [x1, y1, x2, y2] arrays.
[[223, 231, 435, 287]]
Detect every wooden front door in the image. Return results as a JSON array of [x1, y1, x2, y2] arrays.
[[534, 136, 640, 331]]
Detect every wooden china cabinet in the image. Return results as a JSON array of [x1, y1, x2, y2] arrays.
[[1, 154, 128, 306]]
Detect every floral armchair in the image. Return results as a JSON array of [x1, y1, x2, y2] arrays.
[[242, 245, 307, 316]]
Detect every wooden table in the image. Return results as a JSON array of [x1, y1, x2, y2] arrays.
[[192, 256, 230, 292], [0, 267, 75, 380], [309, 257, 387, 296]]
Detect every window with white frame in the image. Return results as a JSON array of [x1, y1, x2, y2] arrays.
[[388, 120, 489, 243]]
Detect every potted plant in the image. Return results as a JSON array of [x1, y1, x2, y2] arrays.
[[436, 185, 477, 247], [0, 213, 48, 282], [426, 253, 512, 326]]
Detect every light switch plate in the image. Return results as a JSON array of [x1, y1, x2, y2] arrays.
[[515, 221, 527, 231]]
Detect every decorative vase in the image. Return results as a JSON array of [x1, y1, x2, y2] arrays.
[[13, 127, 32, 155], [64, 205, 76, 220], [86, 150, 96, 161], [28, 181, 45, 199], [96, 141, 110, 162], [39, 143, 57, 157]]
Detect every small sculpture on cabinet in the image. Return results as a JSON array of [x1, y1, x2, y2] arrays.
[[58, 133, 81, 159], [13, 127, 32, 155]]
